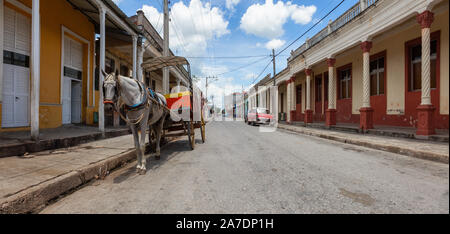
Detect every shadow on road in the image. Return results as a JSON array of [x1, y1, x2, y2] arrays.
[[112, 138, 203, 184]]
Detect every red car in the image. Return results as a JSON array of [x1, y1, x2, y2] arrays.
[[247, 108, 273, 126]]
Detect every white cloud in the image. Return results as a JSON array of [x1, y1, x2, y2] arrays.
[[244, 73, 256, 80], [290, 5, 317, 25], [240, 0, 316, 39], [226, 0, 241, 10], [199, 64, 229, 76], [112, 0, 123, 5], [141, 0, 229, 56], [194, 76, 242, 108], [265, 39, 285, 50], [141, 5, 163, 32]]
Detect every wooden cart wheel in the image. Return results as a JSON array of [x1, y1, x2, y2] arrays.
[[201, 115, 206, 143]]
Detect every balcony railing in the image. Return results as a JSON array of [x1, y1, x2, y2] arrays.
[[330, 3, 361, 32], [289, 0, 378, 61]]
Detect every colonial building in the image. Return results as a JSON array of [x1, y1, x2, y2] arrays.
[[270, 0, 448, 136], [0, 0, 189, 139]]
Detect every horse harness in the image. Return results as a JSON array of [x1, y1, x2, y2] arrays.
[[117, 79, 167, 125]]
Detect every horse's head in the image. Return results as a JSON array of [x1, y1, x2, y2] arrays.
[[102, 70, 118, 111]]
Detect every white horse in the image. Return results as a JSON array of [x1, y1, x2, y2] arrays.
[[102, 71, 168, 175]]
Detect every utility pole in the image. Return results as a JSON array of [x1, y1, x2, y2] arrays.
[[205, 76, 217, 102], [272, 49, 276, 86], [163, 0, 170, 94], [272, 49, 276, 117]]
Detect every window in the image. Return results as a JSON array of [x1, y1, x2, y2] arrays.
[[3, 51, 30, 68], [409, 40, 437, 91], [339, 68, 351, 99], [370, 56, 385, 96], [64, 67, 82, 80], [315, 75, 322, 102], [296, 85, 302, 105]]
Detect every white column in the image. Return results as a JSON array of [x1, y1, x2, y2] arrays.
[[176, 79, 180, 93], [31, 0, 40, 140], [163, 0, 170, 94], [291, 79, 296, 111], [286, 81, 291, 122], [137, 43, 144, 82], [418, 12, 434, 106], [99, 7, 106, 134], [361, 41, 372, 108], [327, 59, 336, 109], [305, 69, 312, 110], [132, 35, 137, 80]]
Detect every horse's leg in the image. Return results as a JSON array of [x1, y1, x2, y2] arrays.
[[129, 124, 142, 172], [146, 125, 153, 154], [155, 112, 167, 160], [139, 116, 148, 174]]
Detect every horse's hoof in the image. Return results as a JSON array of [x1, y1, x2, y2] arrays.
[[138, 169, 147, 175]]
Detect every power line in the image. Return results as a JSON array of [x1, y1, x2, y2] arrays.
[[186, 55, 271, 59], [276, 0, 346, 57], [251, 59, 273, 85], [214, 56, 272, 77]]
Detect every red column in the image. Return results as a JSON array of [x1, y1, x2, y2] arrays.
[[325, 58, 336, 126], [359, 41, 374, 130], [304, 69, 313, 124], [416, 10, 436, 136]]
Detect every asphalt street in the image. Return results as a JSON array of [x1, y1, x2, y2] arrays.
[[40, 121, 449, 214]]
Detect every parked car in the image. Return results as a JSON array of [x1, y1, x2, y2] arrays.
[[247, 108, 273, 126]]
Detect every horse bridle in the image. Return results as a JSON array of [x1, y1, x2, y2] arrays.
[[103, 74, 119, 105]]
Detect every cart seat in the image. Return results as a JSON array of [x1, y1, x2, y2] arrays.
[[164, 91, 192, 110]]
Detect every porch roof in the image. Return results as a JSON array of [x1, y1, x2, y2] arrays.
[[65, 0, 139, 36]]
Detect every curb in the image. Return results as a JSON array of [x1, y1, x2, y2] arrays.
[[0, 136, 179, 214], [0, 149, 136, 214], [278, 125, 449, 164], [0, 129, 131, 158], [285, 122, 449, 143]]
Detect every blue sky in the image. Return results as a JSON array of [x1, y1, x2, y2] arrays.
[[114, 0, 358, 106]]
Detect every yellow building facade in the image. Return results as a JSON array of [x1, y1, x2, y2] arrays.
[[0, 0, 96, 132]]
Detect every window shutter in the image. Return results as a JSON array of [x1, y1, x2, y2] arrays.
[[64, 37, 71, 66], [15, 12, 31, 54], [3, 7, 16, 51], [71, 40, 83, 70]]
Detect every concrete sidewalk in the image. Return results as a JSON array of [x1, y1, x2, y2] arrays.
[[0, 125, 130, 158], [278, 123, 449, 164], [0, 135, 137, 213]]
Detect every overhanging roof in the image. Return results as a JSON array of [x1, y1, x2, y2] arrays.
[[65, 0, 139, 35], [142, 56, 190, 72]]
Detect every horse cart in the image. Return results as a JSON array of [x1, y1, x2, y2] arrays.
[[141, 56, 206, 150]]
